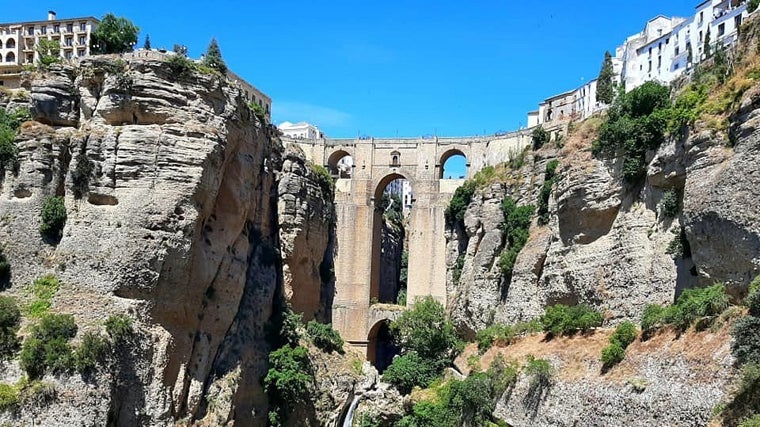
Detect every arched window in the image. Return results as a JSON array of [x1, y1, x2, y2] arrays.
[[0, 40, 3, 49], [5, 52, 15, 63], [6, 38, 15, 49], [439, 149, 467, 179], [390, 151, 400, 167]]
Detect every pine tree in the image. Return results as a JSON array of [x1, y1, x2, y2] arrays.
[[704, 27, 712, 59], [596, 51, 615, 104], [202, 38, 227, 75], [143, 34, 151, 50]]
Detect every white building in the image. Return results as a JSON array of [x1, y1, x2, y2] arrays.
[[0, 11, 98, 88], [616, 0, 750, 91], [278, 121, 324, 140]]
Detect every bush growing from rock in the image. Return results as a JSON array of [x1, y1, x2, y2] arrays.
[[20, 313, 78, 379], [0, 296, 20, 360], [264, 345, 312, 425], [0, 383, 18, 411], [382, 351, 439, 395], [541, 304, 603, 336], [661, 189, 680, 218], [445, 180, 476, 226], [0, 247, 10, 289], [39, 196, 67, 242], [305, 320, 344, 354], [601, 321, 638, 370], [74, 332, 109, 373], [499, 197, 535, 281], [475, 324, 514, 354], [601, 342, 625, 368], [104, 314, 133, 344]]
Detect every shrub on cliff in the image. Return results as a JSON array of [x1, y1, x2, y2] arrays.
[[264, 345, 312, 424], [537, 160, 559, 225], [71, 148, 94, 199], [390, 296, 462, 370], [499, 197, 534, 281], [0, 296, 21, 360], [74, 332, 109, 374], [39, 196, 67, 242], [541, 304, 603, 336], [20, 313, 77, 379], [105, 314, 133, 345], [476, 324, 515, 354], [733, 283, 760, 366], [592, 81, 671, 183], [382, 352, 439, 395], [0, 247, 10, 290], [601, 321, 638, 370], [531, 125, 549, 150], [661, 189, 680, 218], [305, 320, 344, 354], [445, 180, 476, 226]]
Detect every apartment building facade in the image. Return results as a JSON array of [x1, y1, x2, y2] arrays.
[[0, 11, 98, 88]]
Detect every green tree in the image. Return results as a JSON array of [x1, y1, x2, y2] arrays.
[[531, 125, 549, 150], [390, 296, 462, 369], [39, 196, 67, 242], [143, 34, 151, 50], [90, 13, 139, 54], [750, 0, 760, 13], [704, 27, 712, 59], [36, 39, 61, 67], [202, 38, 228, 75], [0, 296, 21, 359], [596, 51, 615, 104], [381, 352, 439, 394]]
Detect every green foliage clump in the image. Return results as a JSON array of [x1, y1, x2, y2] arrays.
[[498, 197, 534, 282], [248, 102, 266, 118], [39, 196, 67, 242], [90, 14, 139, 54], [541, 304, 603, 336], [722, 363, 760, 426], [201, 38, 228, 75], [0, 247, 11, 289], [382, 352, 439, 395], [445, 180, 476, 226], [25, 274, 60, 318], [733, 282, 760, 366], [73, 332, 109, 373], [20, 313, 77, 379], [641, 283, 730, 335], [537, 160, 560, 225], [592, 81, 671, 183], [750, 0, 760, 13], [305, 320, 344, 354], [531, 125, 549, 150], [666, 226, 692, 260], [661, 189, 680, 218], [264, 345, 312, 425], [740, 415, 760, 427], [71, 148, 94, 199], [0, 383, 19, 411], [311, 164, 335, 200], [524, 355, 554, 387], [396, 355, 518, 426], [390, 296, 462, 371], [476, 324, 514, 354], [0, 296, 21, 360], [451, 254, 465, 285], [36, 39, 61, 67], [601, 321, 638, 370], [104, 314, 133, 344], [596, 51, 615, 104], [0, 108, 31, 175], [166, 53, 197, 79]]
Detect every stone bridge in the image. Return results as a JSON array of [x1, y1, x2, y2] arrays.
[[290, 131, 532, 359]]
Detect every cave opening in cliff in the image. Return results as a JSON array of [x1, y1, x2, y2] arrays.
[[440, 149, 467, 179], [367, 320, 398, 373], [370, 174, 411, 305]]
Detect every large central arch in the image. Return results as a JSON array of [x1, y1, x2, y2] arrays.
[[285, 132, 532, 355], [370, 173, 410, 305]]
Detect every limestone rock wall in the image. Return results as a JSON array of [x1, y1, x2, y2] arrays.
[[278, 144, 335, 321], [0, 57, 300, 426], [447, 97, 760, 334]]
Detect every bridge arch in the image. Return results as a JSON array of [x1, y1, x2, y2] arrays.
[[366, 319, 397, 372], [439, 148, 468, 179], [327, 149, 353, 178]]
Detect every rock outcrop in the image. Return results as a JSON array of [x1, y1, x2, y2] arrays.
[[0, 57, 342, 426]]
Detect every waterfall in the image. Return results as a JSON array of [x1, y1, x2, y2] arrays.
[[341, 395, 361, 427]]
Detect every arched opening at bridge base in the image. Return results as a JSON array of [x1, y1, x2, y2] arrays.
[[370, 174, 411, 305], [367, 320, 398, 373], [440, 149, 467, 179]]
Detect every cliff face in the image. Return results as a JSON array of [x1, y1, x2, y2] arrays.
[[0, 57, 339, 426]]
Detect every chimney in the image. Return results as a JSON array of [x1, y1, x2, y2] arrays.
[[48, 10, 56, 21]]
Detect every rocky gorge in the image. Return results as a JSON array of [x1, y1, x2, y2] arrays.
[[0, 23, 758, 427]]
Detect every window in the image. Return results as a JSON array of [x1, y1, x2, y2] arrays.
[[390, 151, 401, 166], [699, 31, 703, 42], [658, 56, 662, 69], [53, 24, 60, 33], [65, 51, 72, 59], [65, 37, 73, 46], [77, 49, 85, 57], [6, 38, 15, 49], [0, 81, 3, 86], [675, 46, 680, 56], [66, 23, 73, 33], [26, 54, 33, 63], [658, 42, 662, 52], [5, 52, 15, 63], [79, 23, 86, 32], [27, 27, 34, 36], [675, 63, 679, 70], [666, 37, 670, 44], [40, 26, 46, 35], [78, 36, 86, 45], [718, 23, 725, 37], [648, 60, 652, 72], [699, 11, 704, 24], [648, 47, 652, 57]]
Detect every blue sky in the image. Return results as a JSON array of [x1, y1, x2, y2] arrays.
[[7, 1, 699, 138]]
